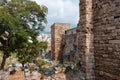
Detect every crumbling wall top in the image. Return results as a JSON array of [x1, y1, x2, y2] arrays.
[[65, 28, 77, 35], [51, 23, 70, 28]]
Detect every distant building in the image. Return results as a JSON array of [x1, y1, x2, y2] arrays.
[[37, 33, 51, 55]]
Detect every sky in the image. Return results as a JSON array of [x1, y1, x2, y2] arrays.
[[32, 0, 79, 34]]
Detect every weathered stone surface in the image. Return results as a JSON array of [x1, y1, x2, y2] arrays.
[[61, 34, 77, 62], [65, 28, 76, 35], [51, 0, 120, 80], [51, 23, 70, 61], [93, 0, 120, 79]]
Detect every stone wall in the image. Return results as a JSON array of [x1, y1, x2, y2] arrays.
[[51, 0, 120, 79], [77, 0, 95, 79], [51, 23, 70, 60], [65, 28, 76, 35], [93, 0, 120, 79], [61, 33, 77, 62], [60, 27, 77, 62]]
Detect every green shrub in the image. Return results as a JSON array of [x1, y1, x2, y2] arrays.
[[35, 59, 46, 68]]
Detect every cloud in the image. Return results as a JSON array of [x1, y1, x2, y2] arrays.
[[32, 0, 79, 32]]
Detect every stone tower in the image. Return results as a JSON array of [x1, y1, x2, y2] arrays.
[[51, 23, 70, 61], [77, 0, 120, 79], [77, 0, 95, 79]]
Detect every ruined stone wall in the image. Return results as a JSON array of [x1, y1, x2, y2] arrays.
[[51, 23, 70, 60], [77, 0, 95, 79], [51, 0, 120, 79], [93, 0, 120, 79], [65, 28, 76, 35], [61, 34, 77, 62], [60, 28, 77, 62], [51, 0, 95, 79], [77, 0, 120, 79]]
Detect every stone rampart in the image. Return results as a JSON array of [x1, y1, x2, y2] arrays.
[[65, 28, 76, 35], [61, 34, 77, 62], [93, 0, 120, 79], [51, 0, 120, 79], [51, 23, 70, 60]]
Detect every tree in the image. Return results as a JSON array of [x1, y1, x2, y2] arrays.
[[16, 37, 43, 79], [17, 38, 40, 67], [17, 41, 48, 67], [38, 41, 48, 53], [0, 0, 48, 70]]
